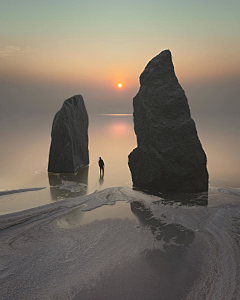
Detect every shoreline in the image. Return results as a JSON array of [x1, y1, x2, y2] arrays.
[[1, 184, 240, 217]]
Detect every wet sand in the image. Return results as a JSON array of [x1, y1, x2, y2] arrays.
[[0, 187, 239, 300]]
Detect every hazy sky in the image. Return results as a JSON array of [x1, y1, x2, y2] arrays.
[[1, 0, 239, 113]]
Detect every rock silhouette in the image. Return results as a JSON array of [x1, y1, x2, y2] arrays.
[[48, 95, 89, 173], [128, 50, 208, 192]]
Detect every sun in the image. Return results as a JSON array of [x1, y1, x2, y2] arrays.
[[117, 83, 123, 88]]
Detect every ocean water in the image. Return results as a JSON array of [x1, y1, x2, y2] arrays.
[[0, 114, 239, 214], [0, 114, 240, 299], [0, 114, 136, 214]]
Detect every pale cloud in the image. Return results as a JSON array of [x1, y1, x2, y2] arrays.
[[0, 46, 21, 58], [0, 45, 34, 58], [26, 47, 34, 52]]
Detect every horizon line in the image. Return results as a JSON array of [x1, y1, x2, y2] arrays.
[[95, 114, 133, 117]]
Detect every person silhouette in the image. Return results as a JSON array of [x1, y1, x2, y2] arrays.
[[98, 157, 104, 176]]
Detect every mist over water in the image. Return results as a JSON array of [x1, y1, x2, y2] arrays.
[[1, 112, 239, 185], [0, 112, 239, 213], [0, 115, 136, 213]]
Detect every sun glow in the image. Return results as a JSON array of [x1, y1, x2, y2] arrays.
[[107, 122, 132, 137], [117, 83, 123, 88]]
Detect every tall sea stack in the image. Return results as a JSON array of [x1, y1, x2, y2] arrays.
[[128, 50, 208, 192], [48, 95, 89, 173]]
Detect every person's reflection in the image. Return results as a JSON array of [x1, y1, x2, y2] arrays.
[[99, 173, 104, 186], [48, 166, 89, 200]]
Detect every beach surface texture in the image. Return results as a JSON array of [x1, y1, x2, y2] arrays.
[[0, 187, 239, 300]]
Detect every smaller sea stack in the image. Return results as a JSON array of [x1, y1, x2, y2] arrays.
[[48, 95, 89, 173]]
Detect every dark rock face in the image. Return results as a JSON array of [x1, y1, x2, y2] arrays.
[[128, 50, 208, 192], [48, 95, 89, 173]]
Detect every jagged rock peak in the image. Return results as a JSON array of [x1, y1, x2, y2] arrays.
[[139, 50, 177, 85]]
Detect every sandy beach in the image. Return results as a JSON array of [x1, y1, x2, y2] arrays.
[[1, 186, 239, 300]]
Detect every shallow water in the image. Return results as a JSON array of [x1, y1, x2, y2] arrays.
[[57, 201, 138, 228]]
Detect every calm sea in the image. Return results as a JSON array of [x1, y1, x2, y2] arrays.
[[0, 114, 239, 214]]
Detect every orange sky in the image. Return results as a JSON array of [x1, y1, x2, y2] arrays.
[[0, 1, 239, 117]]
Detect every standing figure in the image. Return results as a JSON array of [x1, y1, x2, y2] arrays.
[[98, 157, 104, 176]]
